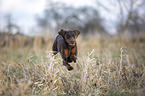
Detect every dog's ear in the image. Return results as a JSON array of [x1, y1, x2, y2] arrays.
[[73, 30, 80, 38], [58, 29, 66, 37]]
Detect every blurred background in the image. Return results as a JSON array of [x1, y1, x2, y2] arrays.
[[1, 0, 145, 36], [0, 0, 145, 54], [1, 0, 145, 59]]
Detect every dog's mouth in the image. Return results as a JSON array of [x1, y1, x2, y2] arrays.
[[69, 42, 75, 46]]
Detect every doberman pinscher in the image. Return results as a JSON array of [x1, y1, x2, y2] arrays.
[[52, 29, 80, 71]]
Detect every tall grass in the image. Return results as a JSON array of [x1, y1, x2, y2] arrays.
[[0, 34, 145, 95]]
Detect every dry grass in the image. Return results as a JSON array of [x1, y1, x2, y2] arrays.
[[0, 34, 145, 96]]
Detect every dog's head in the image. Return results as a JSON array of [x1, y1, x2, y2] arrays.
[[58, 29, 80, 46]]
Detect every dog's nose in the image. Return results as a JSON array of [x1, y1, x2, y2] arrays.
[[70, 40, 75, 43], [69, 37, 75, 44], [70, 38, 75, 42]]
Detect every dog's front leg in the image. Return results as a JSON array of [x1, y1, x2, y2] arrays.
[[70, 54, 77, 63], [62, 49, 73, 71], [63, 60, 73, 71], [71, 47, 77, 63]]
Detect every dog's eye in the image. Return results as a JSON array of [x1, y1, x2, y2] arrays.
[[72, 34, 75, 38], [67, 35, 70, 38]]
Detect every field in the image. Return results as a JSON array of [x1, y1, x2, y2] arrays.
[[0, 33, 145, 96]]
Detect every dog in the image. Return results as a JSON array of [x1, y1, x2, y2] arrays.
[[52, 29, 80, 71]]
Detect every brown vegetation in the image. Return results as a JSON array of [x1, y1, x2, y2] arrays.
[[0, 33, 144, 95]]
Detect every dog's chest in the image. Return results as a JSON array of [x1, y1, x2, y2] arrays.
[[64, 47, 76, 56]]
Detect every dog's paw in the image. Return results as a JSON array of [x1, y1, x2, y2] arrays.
[[74, 60, 76, 63], [70, 55, 77, 61], [68, 66, 73, 71]]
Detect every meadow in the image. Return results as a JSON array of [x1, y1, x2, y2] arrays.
[[0, 33, 145, 96]]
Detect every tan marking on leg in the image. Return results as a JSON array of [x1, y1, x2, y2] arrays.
[[64, 49, 69, 56], [71, 47, 76, 54]]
